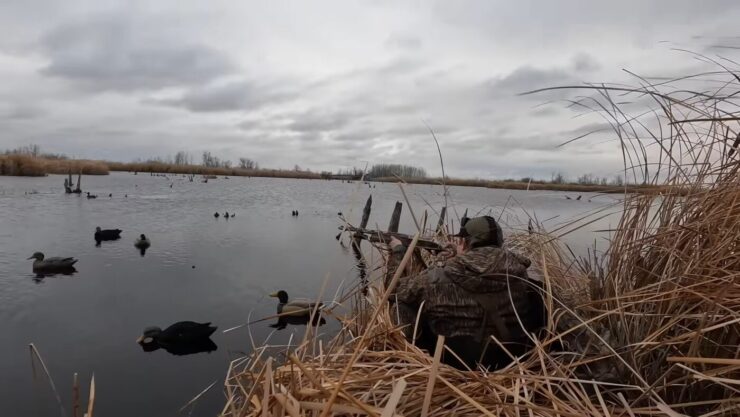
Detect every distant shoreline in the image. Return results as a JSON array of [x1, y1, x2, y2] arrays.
[[1, 156, 665, 194]]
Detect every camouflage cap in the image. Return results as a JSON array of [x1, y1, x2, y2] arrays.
[[457, 215, 504, 247]]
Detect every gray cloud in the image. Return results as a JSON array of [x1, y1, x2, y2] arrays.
[[154, 80, 288, 113], [0, 1, 738, 178], [40, 14, 234, 91]]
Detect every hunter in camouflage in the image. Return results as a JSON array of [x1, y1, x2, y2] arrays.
[[387, 215, 546, 369]]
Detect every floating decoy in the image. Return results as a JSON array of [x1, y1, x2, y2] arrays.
[[86, 192, 97, 199], [576, 195, 582, 201], [125, 194, 128, 198], [214, 212, 220, 218], [136, 322, 217, 346], [269, 290, 322, 317], [565, 196, 572, 200], [134, 234, 151, 253], [27, 252, 78, 272], [224, 212, 230, 219], [109, 193, 112, 198], [95, 227, 122, 241], [139, 337, 217, 356]]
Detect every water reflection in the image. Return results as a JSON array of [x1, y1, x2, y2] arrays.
[[269, 314, 327, 330], [32, 268, 78, 282], [139, 338, 218, 356]]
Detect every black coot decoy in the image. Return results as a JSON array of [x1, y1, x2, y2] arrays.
[[95, 227, 122, 241], [214, 212, 220, 218], [137, 322, 217, 346], [86, 192, 97, 199]]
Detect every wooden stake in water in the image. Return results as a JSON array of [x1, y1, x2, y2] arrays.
[[388, 201, 402, 233]]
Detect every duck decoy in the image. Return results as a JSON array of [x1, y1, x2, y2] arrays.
[[27, 252, 78, 272], [109, 193, 112, 198], [576, 195, 582, 201], [86, 192, 97, 199], [565, 196, 572, 200], [269, 290, 322, 317], [214, 212, 220, 218], [95, 227, 122, 241], [134, 234, 151, 255], [224, 212, 230, 219], [136, 321, 217, 346]]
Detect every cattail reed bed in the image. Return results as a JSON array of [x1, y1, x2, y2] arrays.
[[220, 68, 740, 416]]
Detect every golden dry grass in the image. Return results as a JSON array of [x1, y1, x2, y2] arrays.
[[219, 67, 740, 416], [0, 155, 109, 176]]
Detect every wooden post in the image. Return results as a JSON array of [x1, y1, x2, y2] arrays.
[[436, 206, 447, 234], [75, 172, 82, 193], [388, 201, 402, 233], [352, 195, 372, 248]]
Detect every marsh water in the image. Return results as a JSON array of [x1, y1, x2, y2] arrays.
[[0, 173, 621, 417]]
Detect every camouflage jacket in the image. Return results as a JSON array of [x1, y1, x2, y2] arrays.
[[387, 245, 544, 342]]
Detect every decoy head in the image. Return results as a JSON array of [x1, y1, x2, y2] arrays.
[[136, 326, 162, 344], [27, 252, 44, 261], [269, 290, 289, 304], [140, 234, 146, 240], [95, 226, 102, 232]]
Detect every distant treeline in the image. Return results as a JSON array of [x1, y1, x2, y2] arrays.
[[368, 164, 427, 178]]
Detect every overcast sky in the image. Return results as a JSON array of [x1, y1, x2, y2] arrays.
[[1, 1, 739, 179]]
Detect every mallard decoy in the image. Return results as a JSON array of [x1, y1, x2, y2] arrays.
[[95, 227, 122, 241], [136, 322, 217, 346], [86, 192, 97, 199], [27, 252, 78, 272], [269, 290, 322, 317], [214, 212, 220, 218]]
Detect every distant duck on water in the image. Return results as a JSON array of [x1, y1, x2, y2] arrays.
[[86, 192, 97, 199], [27, 252, 78, 272], [224, 212, 230, 219], [214, 212, 220, 218], [134, 234, 151, 255], [95, 227, 122, 241]]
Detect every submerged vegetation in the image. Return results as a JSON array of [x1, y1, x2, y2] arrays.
[[219, 67, 740, 416]]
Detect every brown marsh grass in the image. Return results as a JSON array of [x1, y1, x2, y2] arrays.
[[0, 154, 109, 176], [219, 65, 740, 416]]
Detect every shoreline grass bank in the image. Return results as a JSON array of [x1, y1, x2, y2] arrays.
[[1, 156, 664, 194], [0, 154, 109, 176]]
